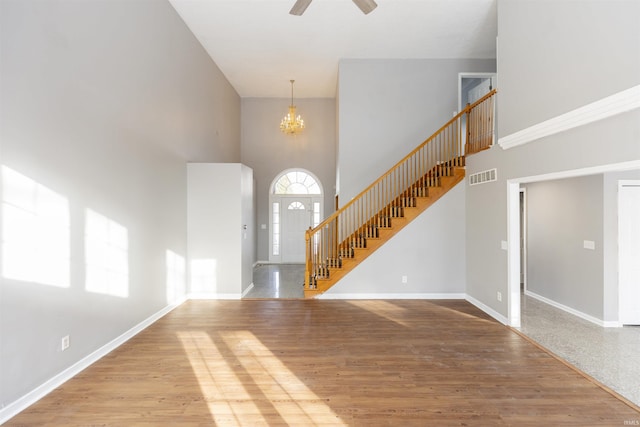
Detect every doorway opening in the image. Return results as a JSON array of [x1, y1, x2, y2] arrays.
[[507, 161, 640, 327], [458, 73, 497, 150], [269, 169, 323, 263], [458, 73, 496, 110]]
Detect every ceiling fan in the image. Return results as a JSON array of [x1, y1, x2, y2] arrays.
[[289, 0, 378, 16]]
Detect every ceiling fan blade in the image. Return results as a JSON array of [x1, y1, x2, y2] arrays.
[[352, 0, 377, 14], [290, 0, 312, 16]]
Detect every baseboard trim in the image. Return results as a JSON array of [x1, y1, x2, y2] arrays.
[[498, 85, 640, 150], [241, 283, 254, 298], [525, 290, 618, 328], [0, 300, 184, 425], [188, 293, 242, 300], [318, 293, 466, 300], [9, 290, 610, 424], [602, 320, 622, 328], [465, 294, 509, 325]]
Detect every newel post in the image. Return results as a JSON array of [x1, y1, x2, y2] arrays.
[[304, 227, 311, 289], [465, 102, 471, 155]]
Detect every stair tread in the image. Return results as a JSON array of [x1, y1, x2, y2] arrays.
[[305, 165, 466, 295]]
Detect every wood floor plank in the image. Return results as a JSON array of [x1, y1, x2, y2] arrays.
[[6, 300, 639, 426]]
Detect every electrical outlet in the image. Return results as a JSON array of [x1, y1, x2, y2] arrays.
[[401, 275, 408, 284], [61, 335, 70, 351], [497, 291, 502, 302]]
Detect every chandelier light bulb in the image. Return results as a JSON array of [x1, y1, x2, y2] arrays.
[[280, 80, 305, 135]]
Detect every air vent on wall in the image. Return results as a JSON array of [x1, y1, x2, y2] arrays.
[[469, 168, 497, 186]]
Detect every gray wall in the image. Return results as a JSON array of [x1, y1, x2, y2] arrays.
[[323, 181, 466, 297], [497, 0, 640, 136], [466, 0, 640, 319], [524, 170, 640, 322], [241, 98, 336, 262], [0, 0, 240, 409], [525, 176, 604, 318], [337, 58, 496, 203]]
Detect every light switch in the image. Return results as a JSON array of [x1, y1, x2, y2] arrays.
[[501, 240, 508, 250], [583, 240, 595, 250]]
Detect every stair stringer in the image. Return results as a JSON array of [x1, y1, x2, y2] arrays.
[[304, 167, 465, 298]]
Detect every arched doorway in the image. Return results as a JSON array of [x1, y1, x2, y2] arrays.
[[269, 169, 323, 263]]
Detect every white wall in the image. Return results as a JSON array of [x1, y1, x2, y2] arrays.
[[323, 182, 466, 298], [466, 0, 640, 321], [187, 164, 254, 298], [337, 59, 496, 204], [240, 165, 255, 290], [241, 98, 336, 261], [0, 0, 240, 411]]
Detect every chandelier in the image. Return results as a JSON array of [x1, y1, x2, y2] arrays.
[[280, 80, 305, 135]]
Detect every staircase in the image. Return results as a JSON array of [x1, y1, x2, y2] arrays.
[[304, 89, 497, 297]]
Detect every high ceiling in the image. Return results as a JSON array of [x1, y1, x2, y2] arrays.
[[168, 0, 497, 98]]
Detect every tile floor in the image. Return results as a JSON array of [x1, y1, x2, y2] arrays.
[[243, 263, 640, 407], [519, 293, 640, 407], [243, 263, 305, 298]]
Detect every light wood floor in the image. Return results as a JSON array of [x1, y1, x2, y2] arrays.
[[8, 300, 640, 426]]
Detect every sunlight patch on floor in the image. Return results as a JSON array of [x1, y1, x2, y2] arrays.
[[178, 330, 266, 425], [347, 300, 410, 327], [435, 304, 496, 323], [220, 330, 346, 425], [178, 330, 346, 425]]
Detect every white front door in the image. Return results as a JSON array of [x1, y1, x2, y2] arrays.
[[281, 197, 312, 263], [619, 182, 640, 325], [269, 169, 324, 264]]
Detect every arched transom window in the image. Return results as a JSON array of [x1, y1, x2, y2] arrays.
[[273, 171, 321, 195], [269, 169, 324, 263]]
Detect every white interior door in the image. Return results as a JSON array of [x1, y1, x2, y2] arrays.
[[619, 182, 640, 325], [281, 197, 311, 263], [520, 189, 526, 288]]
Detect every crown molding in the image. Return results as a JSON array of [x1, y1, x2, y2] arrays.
[[499, 85, 640, 150]]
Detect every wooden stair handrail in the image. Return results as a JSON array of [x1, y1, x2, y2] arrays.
[[305, 89, 497, 294], [309, 89, 497, 235]]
